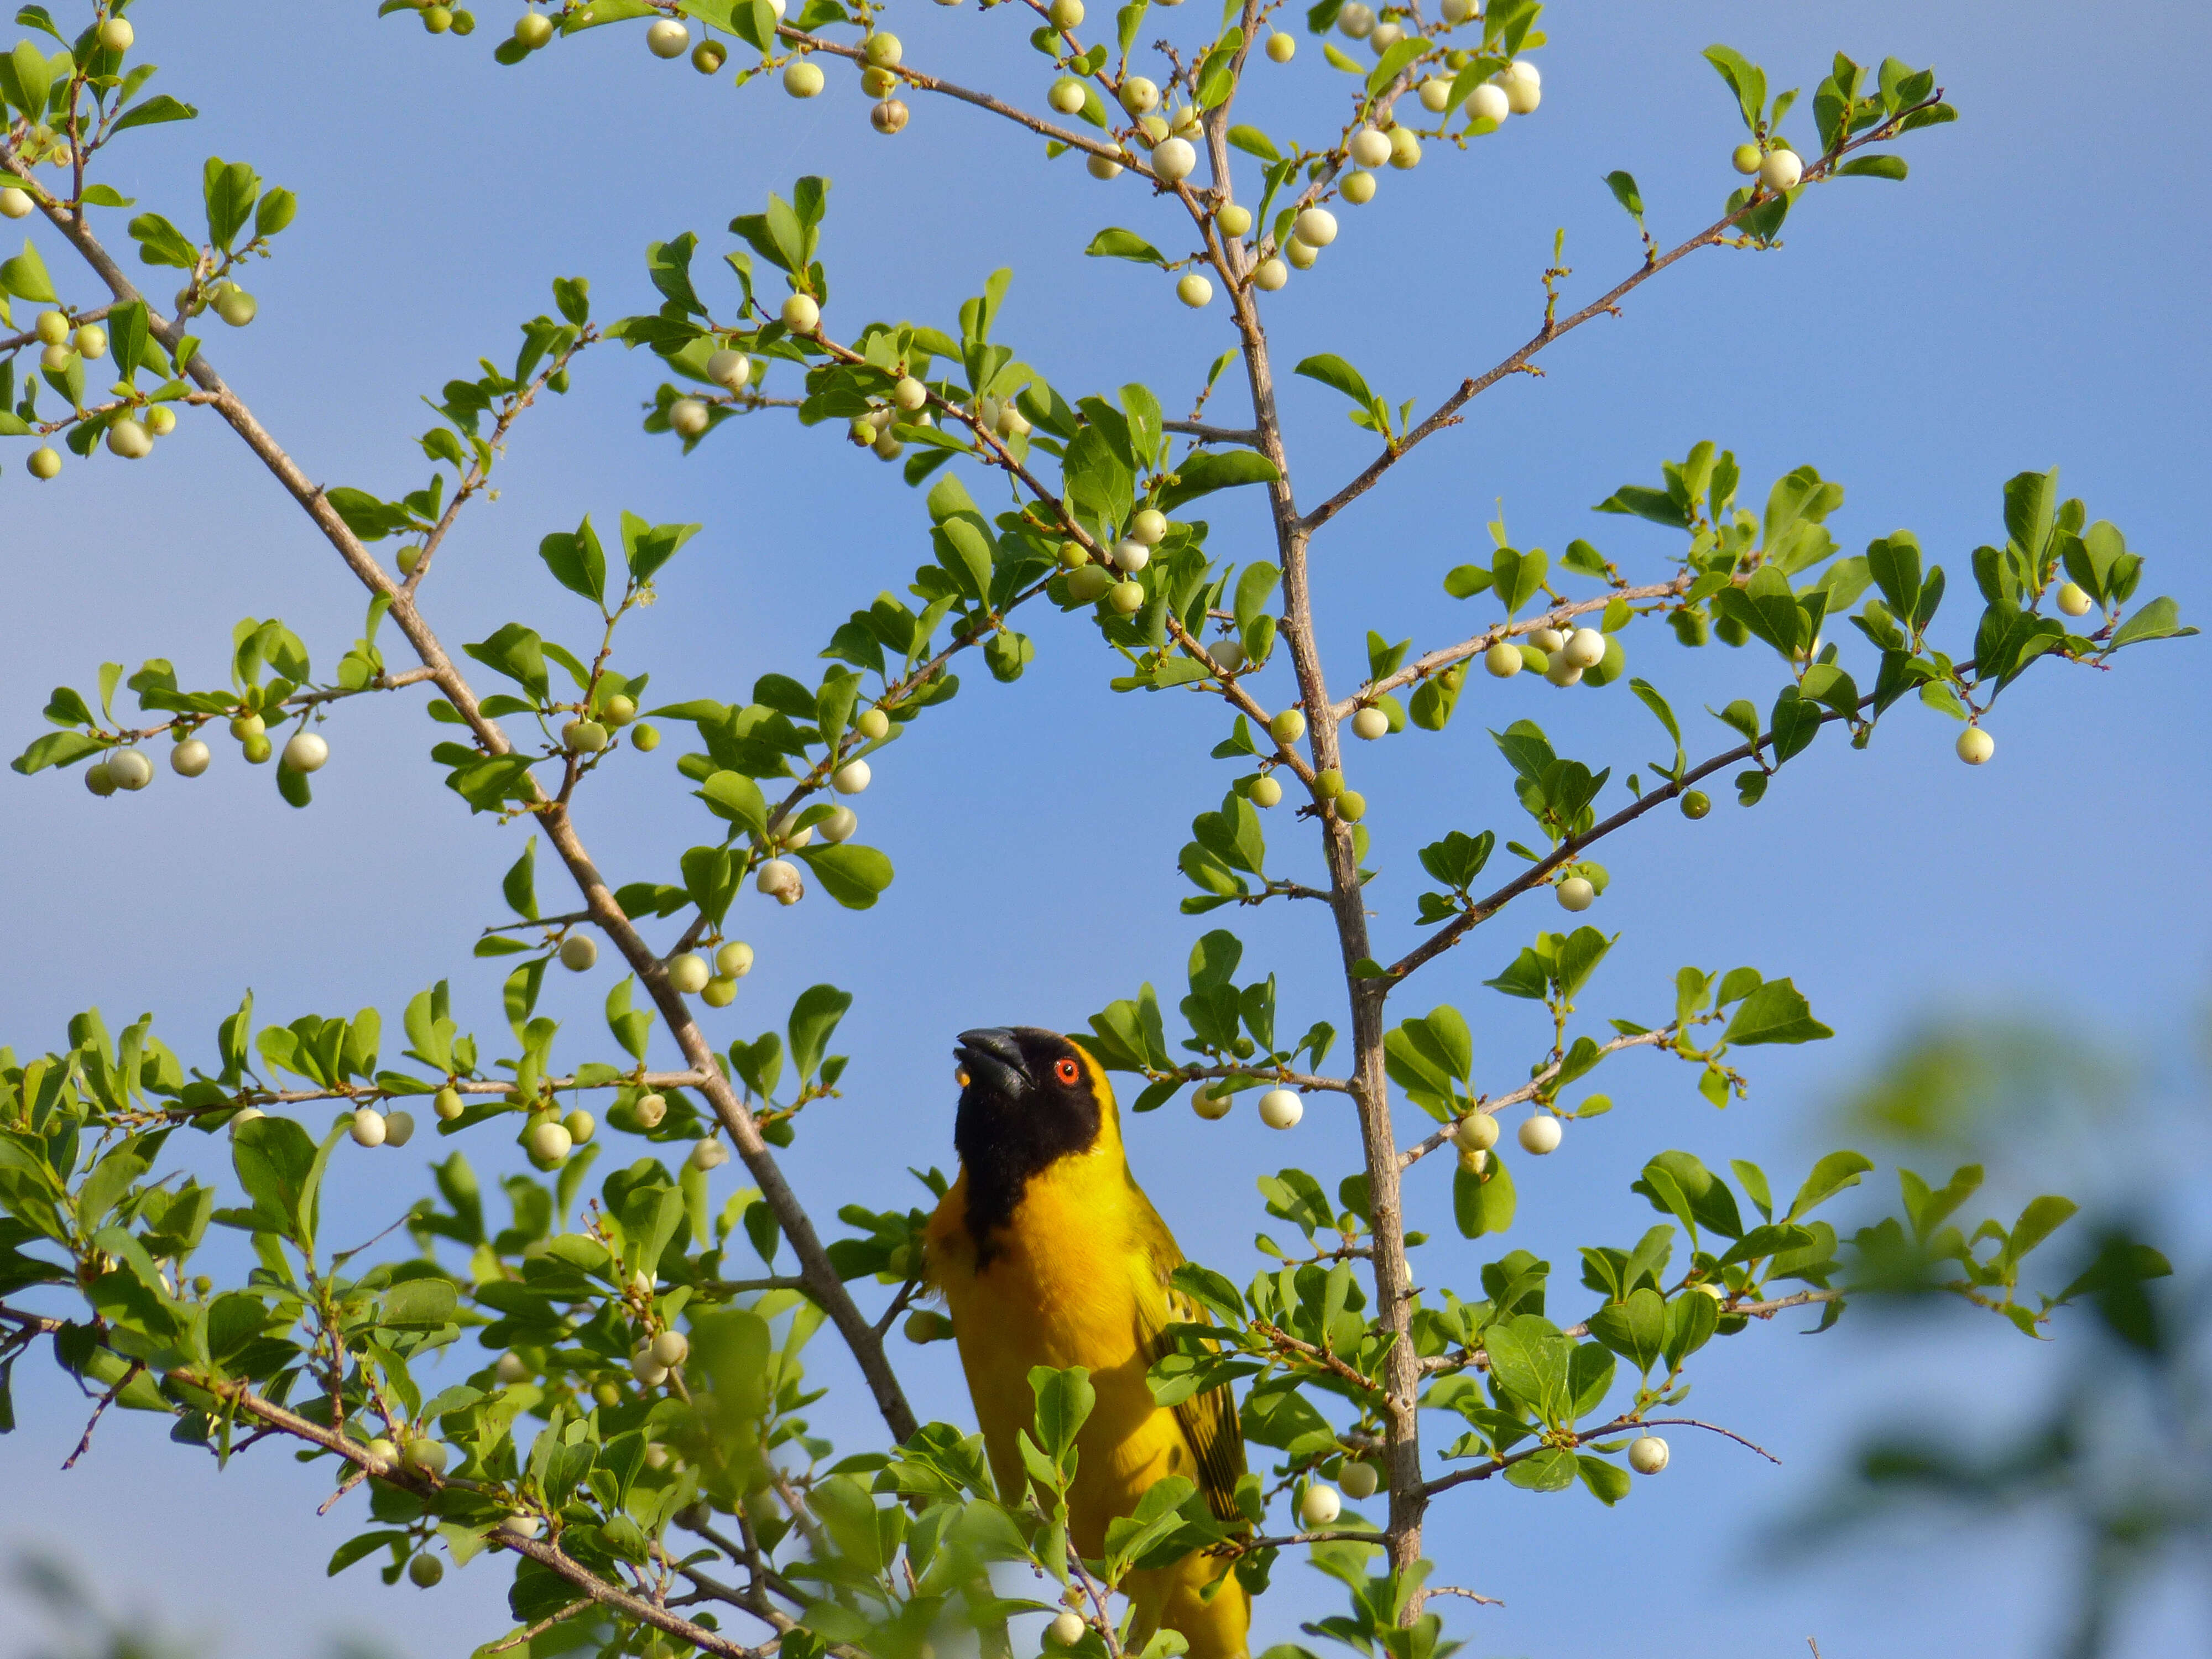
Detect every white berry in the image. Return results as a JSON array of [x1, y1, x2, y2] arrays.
[[1348, 128, 1392, 169], [1298, 1484, 1342, 1526], [1046, 1611, 1087, 1648], [528, 1120, 572, 1161], [1484, 641, 1522, 677], [1192, 1087, 1232, 1121], [1628, 1435, 1670, 1475], [1253, 257, 1289, 291], [1152, 137, 1197, 183], [670, 398, 710, 437], [833, 758, 872, 794], [1120, 76, 1159, 114], [1562, 628, 1605, 669], [1760, 149, 1803, 191], [646, 18, 690, 55], [351, 1108, 389, 1148], [1556, 875, 1595, 911], [1293, 207, 1338, 248], [1176, 272, 1213, 308], [1258, 1088, 1303, 1129], [691, 1138, 730, 1171], [170, 739, 211, 777], [1518, 1114, 1562, 1155], [666, 953, 711, 994], [1351, 707, 1389, 740], [707, 349, 750, 390], [559, 935, 598, 972], [1956, 727, 1994, 765], [780, 293, 821, 331], [106, 748, 153, 791], [1468, 82, 1509, 124], [282, 732, 329, 773]]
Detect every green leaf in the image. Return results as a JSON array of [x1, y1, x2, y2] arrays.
[[680, 846, 739, 927], [787, 984, 853, 1082], [463, 624, 549, 704], [2110, 596, 2192, 650], [796, 843, 895, 910], [1452, 1151, 1515, 1237], [1786, 1150, 1872, 1220], [1159, 449, 1279, 510], [1084, 227, 1167, 265], [0, 236, 55, 302], [502, 837, 538, 921], [1723, 979, 1832, 1046], [1030, 1364, 1096, 1462], [1227, 125, 1280, 161], [1834, 154, 1907, 181], [1577, 1454, 1632, 1506], [1585, 1286, 1666, 1374], [621, 513, 702, 584], [538, 517, 607, 606], [1293, 354, 1375, 408], [110, 93, 197, 134], [1601, 170, 1644, 221], [2000, 1196, 2079, 1270], [3, 40, 55, 124]]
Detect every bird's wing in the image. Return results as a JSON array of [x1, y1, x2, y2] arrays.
[[1130, 1186, 1249, 1526]]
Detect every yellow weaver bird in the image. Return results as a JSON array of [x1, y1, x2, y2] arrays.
[[925, 1027, 1250, 1659]]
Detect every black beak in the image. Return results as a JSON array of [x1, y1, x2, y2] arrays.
[[956, 1027, 1032, 1099]]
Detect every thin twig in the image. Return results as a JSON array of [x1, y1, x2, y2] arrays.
[[1300, 95, 1949, 534], [483, 1600, 593, 1653], [60, 1361, 141, 1469]]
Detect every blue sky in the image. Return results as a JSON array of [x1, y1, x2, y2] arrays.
[[3, 2, 2209, 1656]]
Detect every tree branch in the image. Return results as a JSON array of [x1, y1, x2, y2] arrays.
[[1299, 98, 1946, 535]]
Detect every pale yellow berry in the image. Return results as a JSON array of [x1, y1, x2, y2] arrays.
[[1341, 170, 1377, 205], [1760, 148, 1803, 191], [1216, 204, 1252, 238], [784, 59, 825, 97], [1468, 82, 1509, 124], [1348, 127, 1392, 168], [1518, 1113, 1562, 1154], [1176, 272, 1213, 308], [1264, 31, 1294, 62]]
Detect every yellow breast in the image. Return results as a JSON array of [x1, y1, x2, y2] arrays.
[[926, 1148, 1195, 1552]]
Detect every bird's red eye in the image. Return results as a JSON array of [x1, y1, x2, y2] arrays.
[[1054, 1057, 1082, 1086]]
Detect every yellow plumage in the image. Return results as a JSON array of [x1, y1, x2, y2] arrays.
[[927, 1031, 1249, 1659]]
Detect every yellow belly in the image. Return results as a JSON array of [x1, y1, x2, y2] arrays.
[[927, 1159, 1249, 1658]]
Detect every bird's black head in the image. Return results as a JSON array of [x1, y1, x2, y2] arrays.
[[952, 1026, 1108, 1258]]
